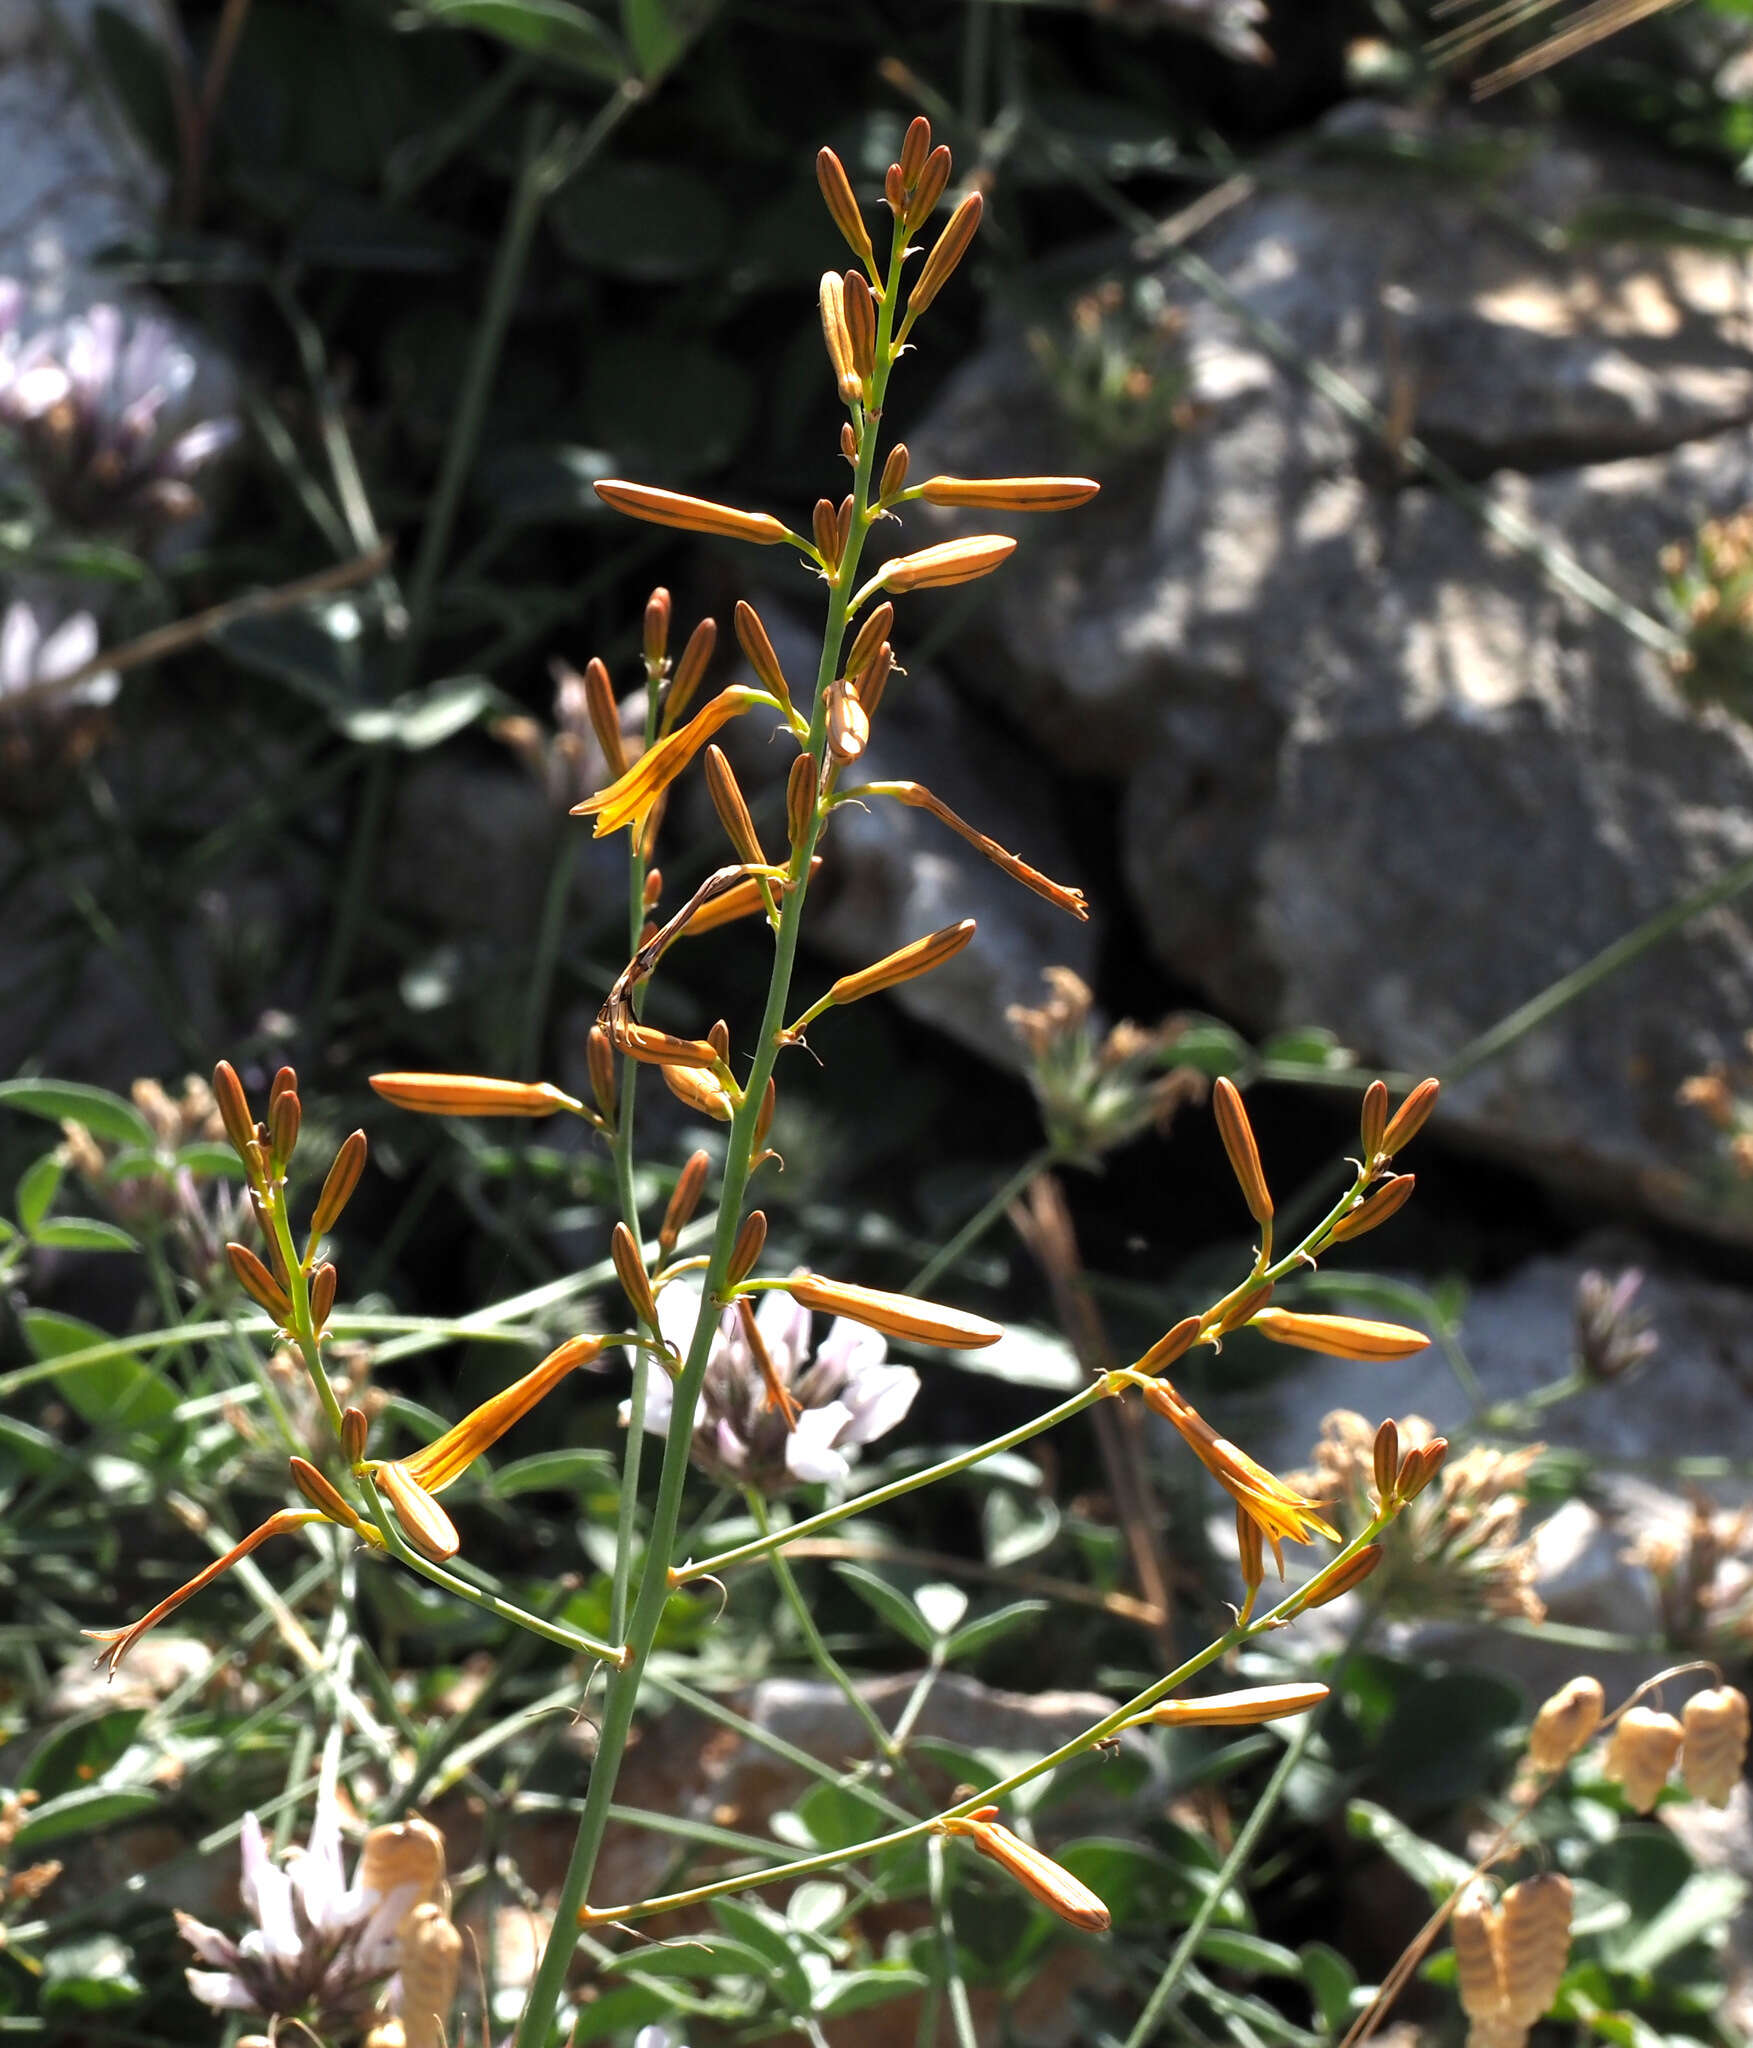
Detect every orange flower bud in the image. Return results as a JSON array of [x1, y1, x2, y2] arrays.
[[907, 192, 981, 317], [1138, 1316, 1202, 1375], [1250, 1309, 1430, 1360], [1143, 1683, 1330, 1727], [1212, 1076, 1272, 1226], [843, 269, 876, 386], [309, 1261, 338, 1330], [1359, 1077, 1388, 1158], [733, 600, 795, 721], [1396, 1436, 1448, 1501], [581, 655, 628, 779], [944, 1810, 1109, 1932], [727, 1209, 767, 1285], [787, 750, 818, 851], [227, 1241, 291, 1323], [213, 1059, 256, 1161], [269, 1083, 300, 1169], [825, 921, 976, 1008], [612, 1223, 659, 1331], [370, 1074, 572, 1118], [906, 145, 952, 231], [704, 745, 767, 868], [1290, 1543, 1383, 1612], [919, 476, 1100, 512], [660, 1151, 711, 1260], [872, 534, 1016, 594], [288, 1455, 363, 1530], [1380, 1076, 1440, 1156], [311, 1131, 368, 1236], [1373, 1418, 1400, 1503], [812, 495, 842, 569], [664, 1063, 735, 1122], [664, 617, 717, 733], [845, 601, 895, 681], [782, 1273, 1003, 1349], [897, 116, 931, 189], [816, 147, 876, 268], [594, 480, 790, 546], [643, 586, 670, 674], [341, 1404, 370, 1465], [858, 643, 893, 719], [879, 443, 910, 502], [376, 1460, 461, 1562], [587, 1026, 616, 1120], [1328, 1173, 1415, 1244], [826, 676, 870, 763]]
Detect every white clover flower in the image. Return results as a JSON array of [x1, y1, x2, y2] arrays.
[[621, 1279, 919, 1492], [0, 599, 116, 710]]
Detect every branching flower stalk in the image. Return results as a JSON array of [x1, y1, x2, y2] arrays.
[[82, 124, 1454, 2048]]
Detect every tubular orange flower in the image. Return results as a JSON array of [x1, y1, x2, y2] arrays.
[[402, 1335, 606, 1495], [678, 859, 823, 938], [824, 921, 976, 1009], [939, 1809, 1110, 1932], [1137, 1376, 1338, 1567], [1250, 1308, 1430, 1360], [918, 476, 1100, 511], [370, 1074, 575, 1118], [593, 480, 792, 546], [781, 1274, 1003, 1349], [1139, 1683, 1331, 1727], [85, 1509, 326, 1677], [571, 688, 765, 838]]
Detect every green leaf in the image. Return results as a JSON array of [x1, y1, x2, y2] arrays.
[[601, 1932, 776, 1982], [1167, 1016, 1252, 1075], [709, 1901, 812, 2007], [832, 1562, 935, 1651], [619, 0, 716, 79], [16, 1787, 161, 1850], [1371, 1669, 1524, 1814], [17, 1151, 64, 1233], [24, 1710, 148, 1799], [1345, 1798, 1474, 1901], [944, 1599, 1050, 1663], [1260, 1025, 1353, 1070], [567, 1984, 675, 2042], [0, 1414, 76, 1480], [1055, 1836, 1220, 1931], [41, 1934, 141, 2012], [21, 1311, 180, 1431], [791, 1777, 894, 1851], [490, 1448, 618, 1497], [1197, 1928, 1302, 1977], [422, 0, 628, 79], [552, 161, 731, 281], [1614, 1869, 1745, 1978], [583, 334, 754, 475], [0, 1079, 156, 1147], [816, 1966, 930, 2017], [32, 1218, 141, 1253], [982, 1484, 1061, 1567], [175, 1141, 249, 1179], [1299, 1941, 1360, 2035]]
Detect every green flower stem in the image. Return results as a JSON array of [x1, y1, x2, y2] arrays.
[[582, 1520, 1389, 1924], [750, 1490, 904, 1769], [673, 1381, 1109, 1585], [511, 213, 911, 2048], [928, 1833, 982, 2048]]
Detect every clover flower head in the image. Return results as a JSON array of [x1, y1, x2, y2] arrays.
[[1007, 966, 1204, 1162], [177, 1798, 451, 2038], [623, 1281, 919, 1492], [0, 293, 237, 535], [1574, 1266, 1658, 1383]]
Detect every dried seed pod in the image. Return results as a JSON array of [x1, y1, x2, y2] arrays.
[[1680, 1685, 1749, 1806], [309, 1260, 338, 1330], [827, 676, 870, 763], [1380, 1076, 1441, 1156], [842, 269, 876, 385], [1498, 1873, 1572, 2028], [734, 600, 794, 720], [816, 147, 875, 267], [1373, 1419, 1400, 1503], [879, 442, 910, 501], [818, 271, 861, 406], [341, 1404, 370, 1464], [786, 751, 817, 850], [612, 1222, 660, 1331], [664, 1063, 735, 1122], [1603, 1704, 1684, 1812], [1450, 1880, 1508, 2029], [907, 192, 982, 317], [874, 534, 1015, 592], [213, 1060, 256, 1160], [918, 475, 1100, 512], [1329, 1173, 1416, 1243], [358, 1814, 447, 1914], [1137, 1316, 1201, 1374], [727, 1209, 767, 1285], [660, 1151, 711, 1260], [1212, 1076, 1273, 1226], [1528, 1676, 1605, 1773], [398, 1901, 463, 2048], [593, 481, 790, 546], [906, 145, 952, 230], [1250, 1309, 1429, 1360], [370, 1074, 571, 1117], [643, 586, 671, 674], [824, 921, 976, 1007], [268, 1065, 298, 1114], [845, 600, 895, 681], [311, 1131, 368, 1236], [582, 656, 628, 778], [783, 1273, 1003, 1348], [587, 1026, 616, 1120], [704, 745, 767, 868], [227, 1242, 292, 1324], [376, 1461, 461, 1562]]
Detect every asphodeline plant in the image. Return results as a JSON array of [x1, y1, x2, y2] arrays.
[[88, 124, 1452, 2047]]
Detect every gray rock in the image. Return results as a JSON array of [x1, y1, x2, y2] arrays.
[[913, 102, 1753, 1229]]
